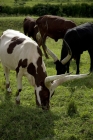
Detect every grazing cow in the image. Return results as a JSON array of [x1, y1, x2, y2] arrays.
[[0, 29, 88, 110], [36, 15, 76, 58], [46, 22, 93, 75]]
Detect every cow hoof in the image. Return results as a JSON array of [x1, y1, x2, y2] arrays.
[[6, 87, 11, 93], [6, 89, 11, 94]]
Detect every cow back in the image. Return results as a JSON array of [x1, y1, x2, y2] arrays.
[[36, 15, 76, 41]]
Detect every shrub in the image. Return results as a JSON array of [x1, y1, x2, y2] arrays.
[[1, 3, 93, 17]]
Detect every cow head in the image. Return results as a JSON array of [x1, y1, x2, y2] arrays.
[[29, 45, 88, 110], [26, 46, 72, 110], [54, 60, 67, 75], [34, 73, 71, 110], [26, 43, 88, 110], [36, 72, 89, 110], [46, 40, 72, 75]]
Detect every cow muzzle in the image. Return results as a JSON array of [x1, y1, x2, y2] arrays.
[[36, 101, 50, 110]]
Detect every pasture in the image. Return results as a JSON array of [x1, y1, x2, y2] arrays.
[[0, 16, 93, 140], [0, 0, 92, 7]]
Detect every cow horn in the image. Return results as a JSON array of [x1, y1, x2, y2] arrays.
[[49, 73, 89, 96], [61, 39, 72, 65], [45, 73, 70, 88], [46, 47, 58, 62]]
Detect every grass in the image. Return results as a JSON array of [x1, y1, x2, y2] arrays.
[[0, 0, 93, 7], [0, 16, 93, 140]]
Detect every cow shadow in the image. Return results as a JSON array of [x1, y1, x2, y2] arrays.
[[0, 91, 59, 140]]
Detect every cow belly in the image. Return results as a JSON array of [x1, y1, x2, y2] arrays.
[[1, 57, 18, 70], [0, 49, 19, 70]]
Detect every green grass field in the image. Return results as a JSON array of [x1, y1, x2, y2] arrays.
[[0, 16, 93, 140], [0, 0, 92, 7]]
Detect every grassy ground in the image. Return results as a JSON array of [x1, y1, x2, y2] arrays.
[[0, 0, 92, 7], [0, 16, 93, 140]]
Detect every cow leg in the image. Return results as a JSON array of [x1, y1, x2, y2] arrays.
[[67, 62, 70, 73], [76, 54, 80, 74], [42, 37, 49, 59], [88, 50, 93, 72], [3, 65, 11, 93], [15, 71, 22, 104]]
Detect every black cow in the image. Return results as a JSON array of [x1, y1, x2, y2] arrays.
[[46, 22, 93, 74]]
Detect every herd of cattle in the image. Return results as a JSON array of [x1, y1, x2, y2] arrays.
[[0, 14, 92, 110], [23, 15, 93, 74]]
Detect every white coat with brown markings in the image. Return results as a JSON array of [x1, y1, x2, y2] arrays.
[[0, 29, 89, 110]]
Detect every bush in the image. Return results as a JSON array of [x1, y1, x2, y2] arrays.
[[1, 3, 93, 17]]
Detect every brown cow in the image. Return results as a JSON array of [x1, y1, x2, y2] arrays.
[[36, 15, 76, 58], [23, 16, 37, 41]]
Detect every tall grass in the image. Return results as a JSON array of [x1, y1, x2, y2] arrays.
[[0, 16, 93, 140]]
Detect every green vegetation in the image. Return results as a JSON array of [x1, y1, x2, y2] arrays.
[[0, 0, 93, 17], [0, 0, 93, 7], [0, 17, 93, 140], [0, 16, 93, 34], [1, 2, 93, 17]]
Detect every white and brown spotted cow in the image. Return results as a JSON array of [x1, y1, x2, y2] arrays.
[[0, 29, 89, 110]]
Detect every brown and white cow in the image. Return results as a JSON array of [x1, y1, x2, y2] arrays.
[[36, 15, 76, 58], [0, 29, 89, 110]]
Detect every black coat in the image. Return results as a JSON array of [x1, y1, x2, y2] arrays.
[[62, 22, 93, 58], [60, 22, 93, 74]]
